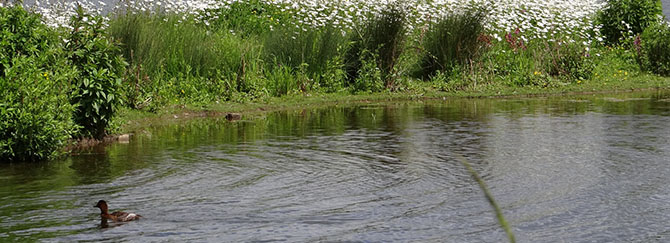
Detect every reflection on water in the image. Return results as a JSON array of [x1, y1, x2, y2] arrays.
[[2, 91, 670, 241]]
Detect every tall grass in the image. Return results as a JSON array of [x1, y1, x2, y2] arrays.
[[264, 24, 345, 77], [418, 8, 487, 79], [263, 22, 347, 94], [107, 12, 229, 79], [107, 10, 266, 105], [345, 3, 407, 90]]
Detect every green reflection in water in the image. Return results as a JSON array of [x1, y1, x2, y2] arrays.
[[1, 90, 669, 241]]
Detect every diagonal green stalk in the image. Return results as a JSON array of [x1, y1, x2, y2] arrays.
[[454, 154, 516, 243]]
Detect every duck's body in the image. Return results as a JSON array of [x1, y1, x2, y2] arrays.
[[95, 200, 142, 222]]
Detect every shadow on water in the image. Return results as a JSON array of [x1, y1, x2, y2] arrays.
[[2, 90, 670, 241]]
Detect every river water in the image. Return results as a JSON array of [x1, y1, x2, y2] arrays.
[[2, 91, 670, 241]]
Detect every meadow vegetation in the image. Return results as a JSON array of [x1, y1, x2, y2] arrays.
[[1, 0, 670, 161]]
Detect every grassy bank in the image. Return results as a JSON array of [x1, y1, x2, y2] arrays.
[[116, 73, 670, 135], [2, 0, 670, 161]]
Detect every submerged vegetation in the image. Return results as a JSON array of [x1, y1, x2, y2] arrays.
[[1, 0, 670, 161]]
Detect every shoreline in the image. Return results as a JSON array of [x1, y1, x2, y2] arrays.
[[63, 77, 670, 153]]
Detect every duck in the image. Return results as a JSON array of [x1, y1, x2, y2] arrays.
[[94, 200, 142, 222]]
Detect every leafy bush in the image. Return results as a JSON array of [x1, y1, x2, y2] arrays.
[[67, 6, 126, 139], [419, 8, 487, 79], [0, 6, 78, 161], [0, 5, 52, 75], [345, 3, 407, 90], [597, 0, 663, 45], [638, 21, 670, 75]]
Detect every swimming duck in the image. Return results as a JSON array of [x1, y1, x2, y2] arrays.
[[94, 200, 142, 222]]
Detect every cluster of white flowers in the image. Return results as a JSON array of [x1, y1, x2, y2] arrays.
[[20, 0, 605, 44], [269, 0, 605, 44]]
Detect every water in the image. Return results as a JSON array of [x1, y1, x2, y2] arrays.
[[664, 0, 670, 21], [3, 91, 670, 242]]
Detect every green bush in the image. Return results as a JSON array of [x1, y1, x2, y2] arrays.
[[597, 0, 663, 45], [419, 8, 487, 79], [67, 6, 126, 139], [0, 57, 78, 162], [345, 3, 407, 90], [638, 21, 670, 75], [0, 5, 52, 75], [0, 6, 78, 161]]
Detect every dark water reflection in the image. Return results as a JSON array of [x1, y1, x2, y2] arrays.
[[2, 91, 670, 242]]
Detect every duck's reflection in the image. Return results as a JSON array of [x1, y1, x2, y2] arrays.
[[98, 219, 123, 229]]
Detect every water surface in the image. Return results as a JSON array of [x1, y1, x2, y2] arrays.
[[2, 91, 670, 242]]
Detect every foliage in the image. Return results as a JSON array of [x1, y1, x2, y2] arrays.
[[263, 21, 347, 95], [0, 5, 52, 76], [107, 10, 268, 105], [541, 40, 595, 81], [419, 8, 487, 79], [67, 6, 126, 139], [353, 50, 384, 92], [108, 12, 221, 81], [456, 30, 595, 88], [0, 5, 78, 161], [637, 21, 670, 75], [264, 23, 345, 79], [597, 0, 663, 45], [345, 3, 407, 90], [204, 0, 293, 37]]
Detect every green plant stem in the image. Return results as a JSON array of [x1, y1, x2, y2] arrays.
[[453, 154, 516, 243]]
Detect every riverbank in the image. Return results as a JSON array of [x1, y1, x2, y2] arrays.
[[114, 73, 670, 136], [3, 0, 670, 161]]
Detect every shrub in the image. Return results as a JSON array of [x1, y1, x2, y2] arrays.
[[0, 57, 78, 162], [345, 3, 407, 90], [638, 21, 670, 75], [0, 6, 78, 161], [67, 6, 126, 139], [0, 5, 52, 75], [419, 8, 487, 79], [597, 0, 663, 45]]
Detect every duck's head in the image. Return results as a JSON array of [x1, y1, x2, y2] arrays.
[[94, 200, 108, 212]]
